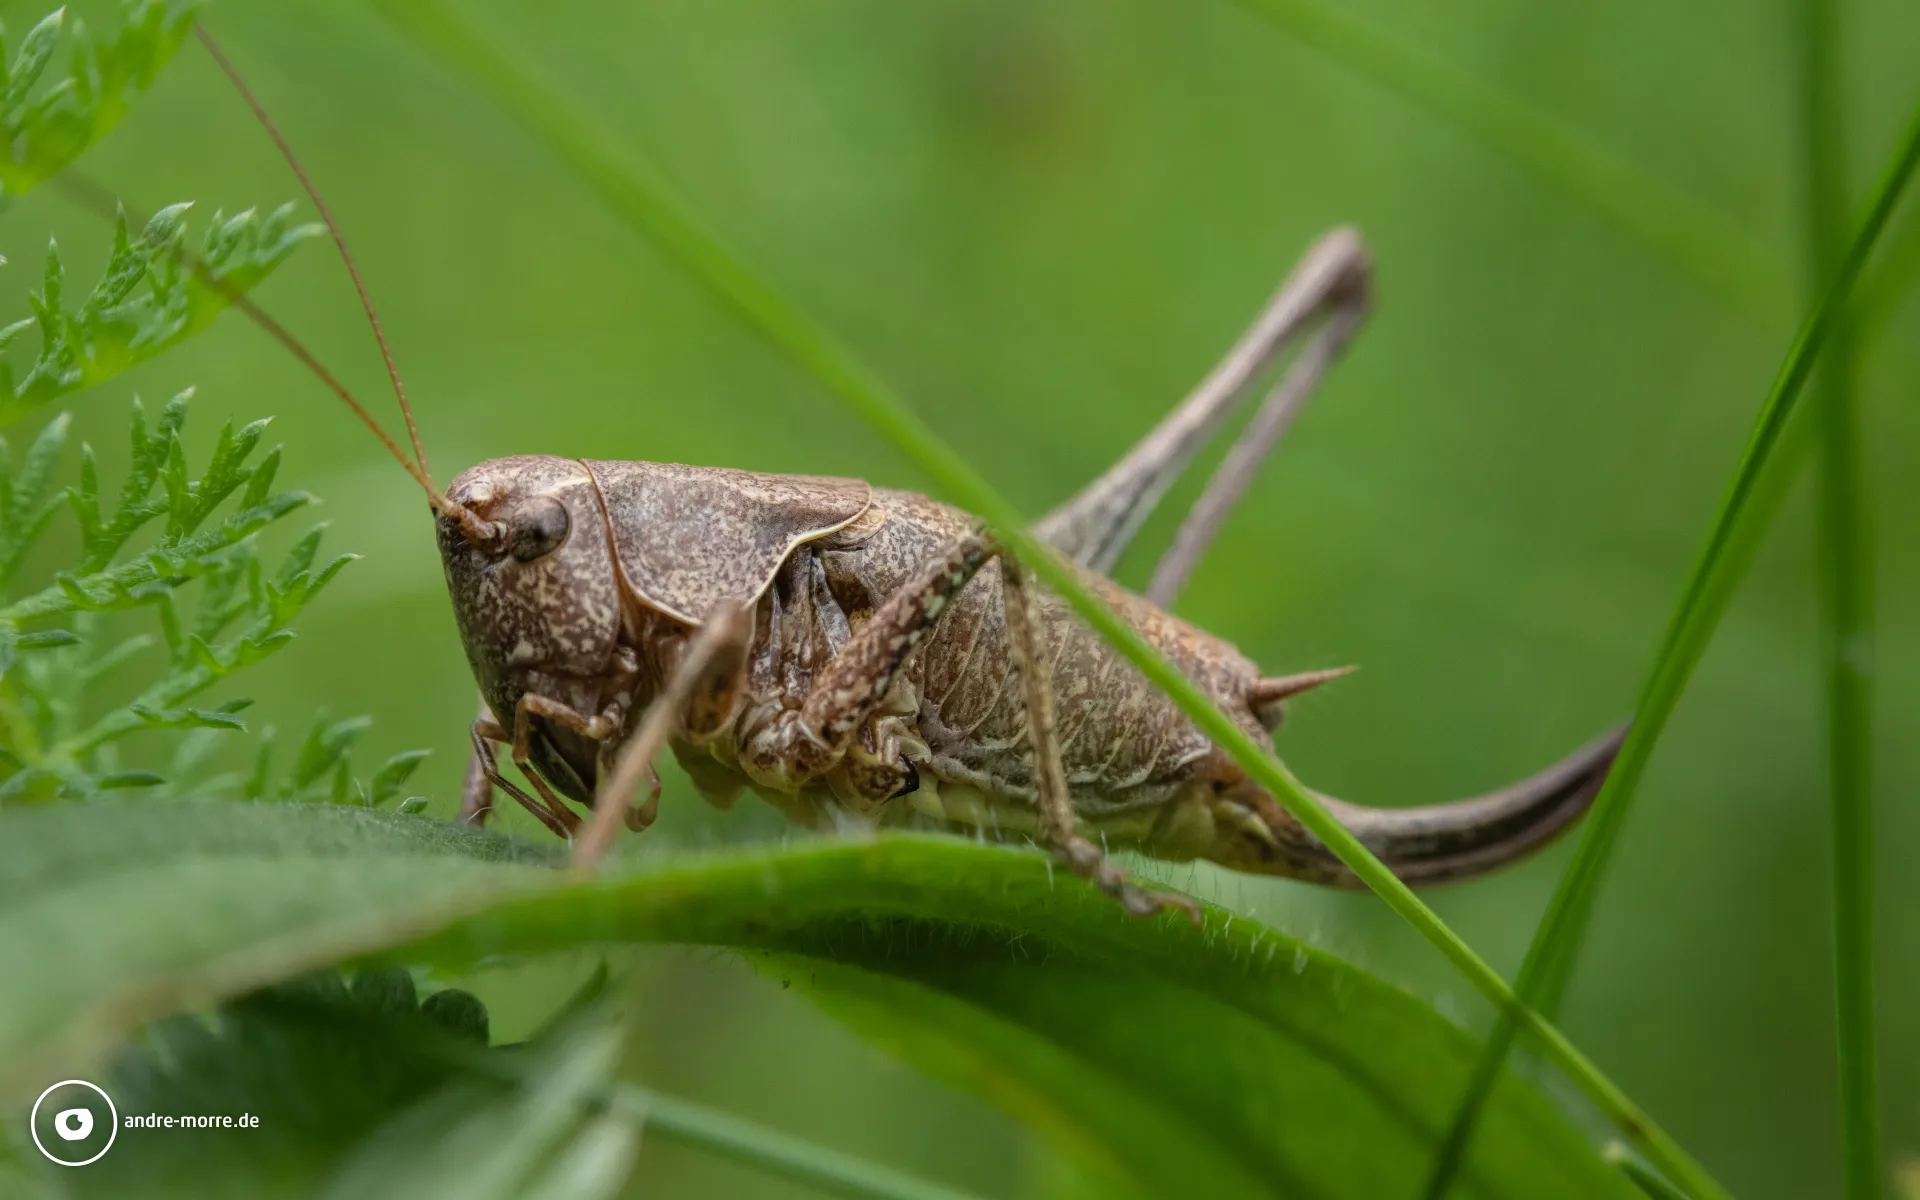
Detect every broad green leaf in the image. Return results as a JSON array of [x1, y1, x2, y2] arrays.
[[0, 800, 1635, 1199]]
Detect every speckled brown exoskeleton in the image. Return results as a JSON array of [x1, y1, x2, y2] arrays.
[[199, 32, 1623, 919]]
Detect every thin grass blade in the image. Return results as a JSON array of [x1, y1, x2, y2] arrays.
[[1796, 1, 1882, 1196], [1427, 92, 1920, 1200]]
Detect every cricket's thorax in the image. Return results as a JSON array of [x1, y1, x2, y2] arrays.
[[669, 486, 1279, 861]]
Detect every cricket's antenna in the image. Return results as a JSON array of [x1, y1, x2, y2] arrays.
[[194, 24, 496, 545], [52, 172, 433, 507]]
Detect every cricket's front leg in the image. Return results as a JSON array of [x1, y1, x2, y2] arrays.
[[461, 692, 498, 825], [999, 556, 1201, 922], [492, 690, 630, 841], [468, 713, 579, 838], [466, 654, 644, 838]]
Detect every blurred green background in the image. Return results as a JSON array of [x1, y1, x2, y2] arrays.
[[4, 0, 1916, 1195]]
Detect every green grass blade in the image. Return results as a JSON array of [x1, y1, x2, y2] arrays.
[[594, 1086, 984, 1200], [378, 4, 1728, 1195], [1428, 92, 1920, 1199], [1796, 2, 1882, 1196], [1424, 381, 1820, 1200], [1230, 0, 1788, 322], [1854, 201, 1920, 350], [1609, 1145, 1694, 1200]]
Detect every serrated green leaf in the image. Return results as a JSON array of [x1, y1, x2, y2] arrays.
[[85, 207, 172, 317], [136, 200, 191, 253], [2, 487, 312, 623], [67, 971, 498, 1199], [300, 554, 359, 609]]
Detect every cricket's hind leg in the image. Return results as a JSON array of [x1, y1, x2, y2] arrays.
[[1036, 227, 1371, 604], [574, 603, 755, 870], [999, 554, 1202, 922], [1211, 724, 1628, 887]]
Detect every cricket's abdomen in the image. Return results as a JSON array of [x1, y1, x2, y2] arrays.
[[816, 488, 1269, 843]]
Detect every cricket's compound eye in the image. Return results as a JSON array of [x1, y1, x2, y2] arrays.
[[508, 495, 571, 562]]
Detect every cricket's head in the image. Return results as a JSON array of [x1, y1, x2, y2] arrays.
[[437, 456, 624, 692]]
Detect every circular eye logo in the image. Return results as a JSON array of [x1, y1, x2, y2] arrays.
[[30, 1080, 116, 1166]]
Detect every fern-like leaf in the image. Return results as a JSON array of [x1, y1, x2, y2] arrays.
[[0, 410, 70, 588], [0, 205, 322, 426], [0, 395, 424, 806], [0, 1, 203, 196], [241, 714, 431, 810]]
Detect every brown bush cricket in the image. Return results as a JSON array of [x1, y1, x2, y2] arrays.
[[196, 28, 1622, 919]]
